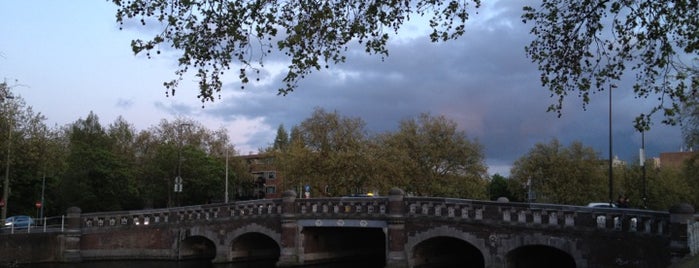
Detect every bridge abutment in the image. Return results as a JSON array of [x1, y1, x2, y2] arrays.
[[386, 187, 408, 268], [670, 203, 695, 263], [277, 190, 302, 267], [60, 207, 82, 262]]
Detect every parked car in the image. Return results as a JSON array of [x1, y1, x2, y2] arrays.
[[587, 202, 617, 208], [4, 215, 34, 229]]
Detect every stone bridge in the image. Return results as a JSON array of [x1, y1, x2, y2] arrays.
[[1, 188, 695, 267]]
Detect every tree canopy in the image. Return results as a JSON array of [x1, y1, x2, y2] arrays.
[[509, 139, 607, 205], [110, 0, 481, 104], [523, 0, 699, 130]]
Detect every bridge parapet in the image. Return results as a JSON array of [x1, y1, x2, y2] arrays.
[[403, 197, 670, 236], [294, 197, 389, 219], [80, 199, 282, 230], [225, 199, 283, 218]]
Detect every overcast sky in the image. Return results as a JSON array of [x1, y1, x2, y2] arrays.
[[0, 1, 686, 176]]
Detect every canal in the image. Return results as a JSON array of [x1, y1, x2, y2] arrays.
[[15, 259, 385, 268]]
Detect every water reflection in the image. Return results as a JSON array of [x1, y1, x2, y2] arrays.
[[17, 259, 384, 268], [18, 260, 272, 268]]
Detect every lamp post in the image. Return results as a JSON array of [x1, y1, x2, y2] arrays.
[[608, 85, 614, 207], [225, 149, 229, 203], [1, 94, 14, 223], [40, 174, 45, 219], [640, 128, 647, 209], [174, 123, 192, 207]]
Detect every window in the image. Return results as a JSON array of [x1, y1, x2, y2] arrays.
[[266, 186, 276, 194], [267, 171, 276, 179]]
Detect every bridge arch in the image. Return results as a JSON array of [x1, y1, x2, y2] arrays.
[[179, 235, 216, 260], [226, 223, 281, 263], [405, 225, 487, 267], [506, 245, 576, 268]]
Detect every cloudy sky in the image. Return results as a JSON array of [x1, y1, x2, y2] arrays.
[[0, 1, 686, 176]]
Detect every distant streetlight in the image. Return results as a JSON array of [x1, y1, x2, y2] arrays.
[[225, 149, 229, 203], [174, 123, 192, 207], [608, 85, 614, 207], [640, 126, 647, 209], [2, 94, 14, 222], [39, 174, 46, 219]]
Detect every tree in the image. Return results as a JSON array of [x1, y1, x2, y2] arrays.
[[277, 108, 373, 196], [272, 124, 289, 151], [1, 90, 65, 216], [110, 0, 482, 103], [381, 113, 488, 198], [684, 153, 699, 208], [523, 1, 699, 129], [645, 166, 695, 210], [509, 139, 607, 205], [58, 112, 137, 212], [106, 117, 142, 209], [488, 174, 512, 201], [682, 88, 699, 150]]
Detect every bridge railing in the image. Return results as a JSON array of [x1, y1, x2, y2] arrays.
[[80, 199, 283, 230], [78, 195, 671, 238], [294, 197, 390, 219], [404, 197, 670, 236], [0, 215, 66, 235], [684, 214, 699, 256]]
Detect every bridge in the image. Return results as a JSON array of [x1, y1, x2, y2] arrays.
[[0, 188, 696, 267]]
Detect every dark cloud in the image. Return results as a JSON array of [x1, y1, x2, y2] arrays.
[[172, 0, 683, 176], [115, 98, 134, 109]]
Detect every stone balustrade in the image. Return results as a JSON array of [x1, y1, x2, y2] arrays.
[[81, 199, 282, 229], [403, 197, 669, 235], [78, 196, 670, 239], [294, 197, 389, 219]]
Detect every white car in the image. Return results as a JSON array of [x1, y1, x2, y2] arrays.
[[587, 202, 617, 208]]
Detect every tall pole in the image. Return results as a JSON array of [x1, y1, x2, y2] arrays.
[[2, 97, 13, 223], [608, 85, 614, 207], [174, 123, 191, 207], [40, 174, 45, 219], [641, 129, 647, 208], [225, 149, 229, 203], [2, 116, 10, 221]]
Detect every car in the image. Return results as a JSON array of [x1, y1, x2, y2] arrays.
[[4, 215, 34, 229], [586, 202, 617, 208], [347, 193, 375, 198]]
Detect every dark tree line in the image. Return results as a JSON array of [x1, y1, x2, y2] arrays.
[[271, 108, 489, 199], [0, 92, 250, 215], [1, 84, 698, 217]]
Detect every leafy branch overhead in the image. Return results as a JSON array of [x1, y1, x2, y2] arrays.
[[523, 0, 699, 130], [111, 0, 481, 104]]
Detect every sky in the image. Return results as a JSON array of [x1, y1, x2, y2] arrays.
[[0, 1, 687, 176]]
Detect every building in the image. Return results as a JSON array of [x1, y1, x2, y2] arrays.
[[658, 151, 697, 170], [241, 153, 283, 199]]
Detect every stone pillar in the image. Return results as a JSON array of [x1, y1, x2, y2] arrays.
[[386, 187, 408, 268], [61, 207, 82, 262], [277, 190, 302, 267], [669, 203, 695, 263]]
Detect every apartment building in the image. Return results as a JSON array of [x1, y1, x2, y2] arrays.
[[241, 153, 283, 199]]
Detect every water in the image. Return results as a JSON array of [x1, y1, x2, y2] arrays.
[[12, 259, 385, 268]]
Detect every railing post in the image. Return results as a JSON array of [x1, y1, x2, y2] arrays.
[[669, 203, 694, 263], [277, 190, 301, 267], [61, 207, 82, 262], [386, 187, 408, 268]]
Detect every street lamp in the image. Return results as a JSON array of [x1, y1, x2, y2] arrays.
[[174, 123, 192, 207], [640, 126, 647, 209], [225, 149, 229, 203], [1, 94, 14, 222], [608, 85, 614, 207]]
